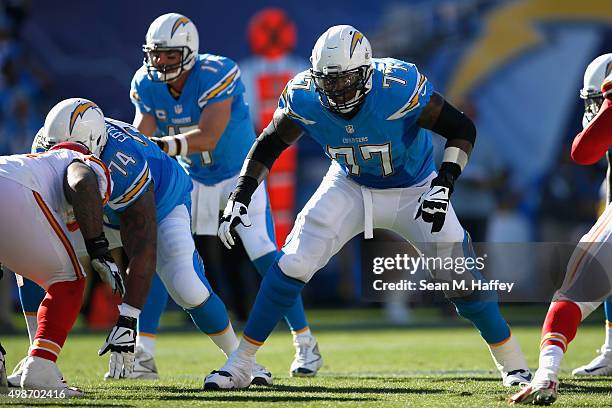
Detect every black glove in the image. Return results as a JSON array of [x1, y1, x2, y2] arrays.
[[85, 235, 125, 297], [99, 315, 137, 379], [415, 166, 456, 233]]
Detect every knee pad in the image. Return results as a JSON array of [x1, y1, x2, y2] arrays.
[[168, 276, 210, 309], [278, 253, 314, 283], [158, 255, 211, 309]]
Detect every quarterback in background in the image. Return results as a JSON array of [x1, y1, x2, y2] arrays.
[[510, 54, 612, 405], [0, 140, 116, 395], [206, 25, 530, 389], [129, 13, 321, 378]]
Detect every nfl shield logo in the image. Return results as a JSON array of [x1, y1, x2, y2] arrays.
[[345, 125, 354, 134], [174, 105, 183, 114]]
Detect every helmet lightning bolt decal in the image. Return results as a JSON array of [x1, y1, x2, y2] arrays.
[[69, 102, 99, 134], [171, 17, 191, 38], [350, 31, 364, 58]]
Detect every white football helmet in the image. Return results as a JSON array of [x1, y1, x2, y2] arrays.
[[143, 13, 199, 83], [41, 98, 107, 156], [310, 25, 373, 115], [580, 53, 612, 126]]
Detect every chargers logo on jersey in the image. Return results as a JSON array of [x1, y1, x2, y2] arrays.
[[350, 31, 364, 58], [171, 17, 191, 38], [69, 102, 100, 134]]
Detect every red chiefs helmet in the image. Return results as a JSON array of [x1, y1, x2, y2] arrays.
[[49, 141, 92, 155]]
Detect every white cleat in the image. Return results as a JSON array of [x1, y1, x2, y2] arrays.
[[21, 356, 83, 397], [7, 356, 27, 388], [251, 363, 273, 386], [508, 377, 559, 405], [0, 343, 7, 394], [104, 347, 159, 380], [203, 352, 254, 390], [290, 334, 323, 377], [503, 369, 532, 387], [572, 347, 612, 376]]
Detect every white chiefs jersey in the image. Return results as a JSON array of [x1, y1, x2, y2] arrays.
[[0, 149, 112, 229]]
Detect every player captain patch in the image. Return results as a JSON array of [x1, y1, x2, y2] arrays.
[[155, 109, 167, 121]]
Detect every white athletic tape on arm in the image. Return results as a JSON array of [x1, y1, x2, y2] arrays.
[[443, 146, 468, 171], [118, 303, 141, 318], [176, 134, 189, 157], [162, 137, 178, 156]]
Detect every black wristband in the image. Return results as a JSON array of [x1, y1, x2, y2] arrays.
[[230, 176, 259, 207], [84, 234, 110, 258], [117, 315, 137, 330], [434, 162, 461, 193]]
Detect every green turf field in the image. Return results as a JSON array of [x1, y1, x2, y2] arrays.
[[1, 309, 611, 407]]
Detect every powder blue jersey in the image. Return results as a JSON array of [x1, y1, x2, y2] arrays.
[[101, 118, 192, 226], [279, 57, 435, 188], [130, 54, 256, 185]]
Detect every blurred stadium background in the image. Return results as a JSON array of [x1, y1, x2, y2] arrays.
[[1, 0, 612, 332]]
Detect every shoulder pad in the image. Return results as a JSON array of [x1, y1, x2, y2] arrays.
[[103, 126, 152, 211], [372, 58, 433, 121], [196, 54, 243, 107], [278, 70, 318, 126]]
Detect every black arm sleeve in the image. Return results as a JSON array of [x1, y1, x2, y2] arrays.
[[231, 113, 302, 205], [247, 123, 291, 170], [431, 101, 476, 145]]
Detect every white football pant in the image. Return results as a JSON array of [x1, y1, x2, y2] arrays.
[[279, 162, 466, 283]]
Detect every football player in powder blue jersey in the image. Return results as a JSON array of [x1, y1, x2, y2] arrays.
[[129, 13, 321, 379], [206, 25, 531, 389]]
